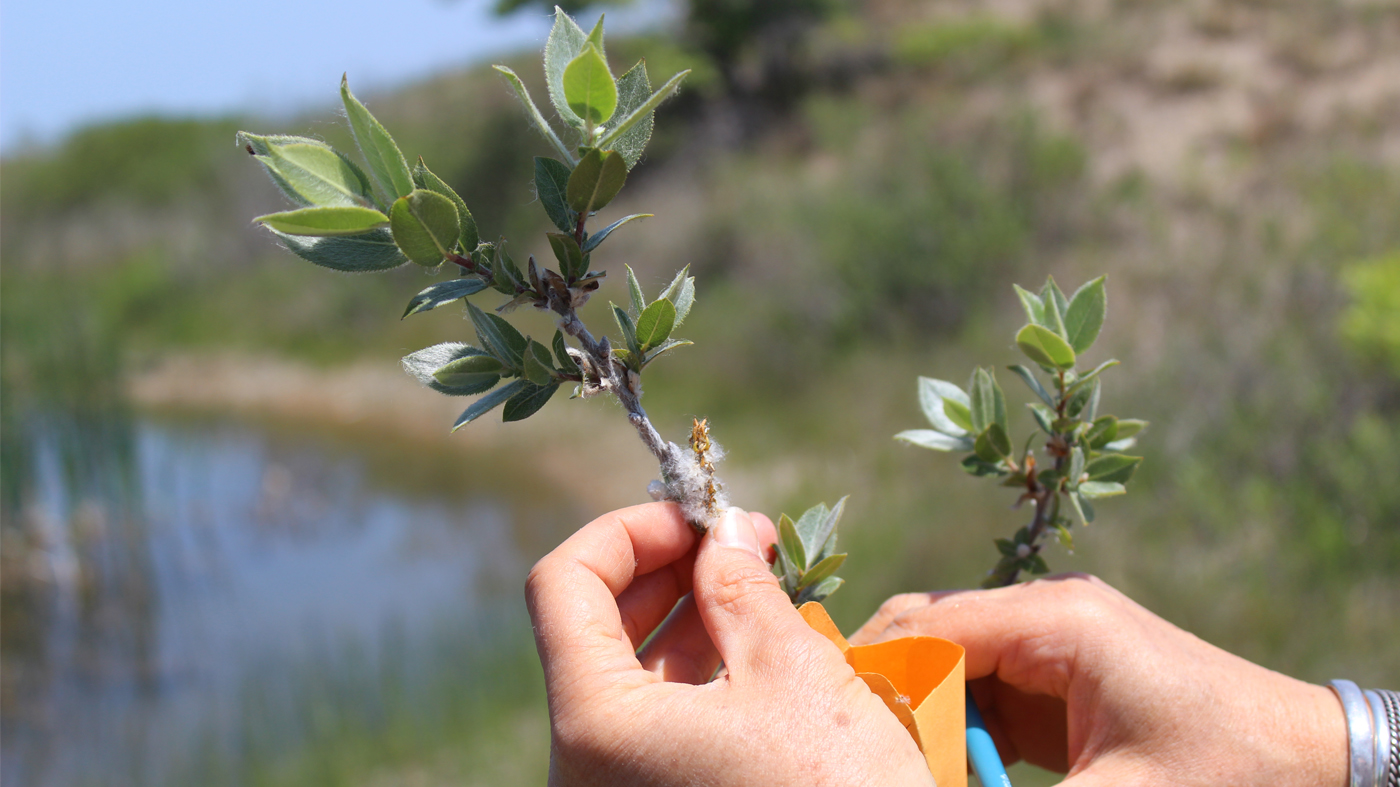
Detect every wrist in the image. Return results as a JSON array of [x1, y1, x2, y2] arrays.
[[1232, 675, 1348, 787], [1307, 681, 1351, 787], [1208, 658, 1349, 786]]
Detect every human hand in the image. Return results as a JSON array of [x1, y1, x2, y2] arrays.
[[526, 502, 933, 787], [851, 574, 1347, 787]]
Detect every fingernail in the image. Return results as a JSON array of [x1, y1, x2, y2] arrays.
[[713, 507, 762, 558]]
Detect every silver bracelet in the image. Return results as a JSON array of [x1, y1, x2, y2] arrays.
[[1331, 680, 1400, 787], [1371, 689, 1399, 787]]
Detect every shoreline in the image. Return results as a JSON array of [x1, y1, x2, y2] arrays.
[[125, 351, 668, 518]]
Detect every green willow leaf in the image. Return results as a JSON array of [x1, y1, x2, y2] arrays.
[[402, 277, 488, 318], [961, 455, 1007, 477], [534, 157, 577, 233], [968, 368, 1007, 434], [390, 189, 461, 266], [992, 373, 1008, 433], [944, 399, 975, 433], [582, 213, 651, 253], [1067, 491, 1091, 527], [1078, 493, 1097, 524], [1007, 365, 1055, 407], [1078, 481, 1126, 499], [1055, 524, 1074, 550], [896, 429, 974, 453], [774, 515, 801, 590], [658, 266, 696, 326], [553, 330, 580, 375], [1115, 419, 1149, 439], [1070, 446, 1086, 485], [523, 340, 557, 386], [611, 303, 642, 359], [791, 504, 828, 559], [341, 75, 414, 200], [1066, 359, 1120, 395], [467, 301, 527, 369], [799, 553, 847, 588], [1016, 324, 1077, 369], [1013, 283, 1047, 328], [1027, 402, 1056, 434], [413, 159, 478, 253], [1063, 276, 1107, 353], [1041, 276, 1070, 326], [268, 143, 375, 208], [403, 343, 498, 396], [489, 246, 525, 295], [584, 13, 605, 56], [625, 265, 646, 317], [642, 338, 692, 367], [918, 377, 971, 436], [969, 368, 997, 433], [634, 298, 676, 352], [543, 7, 589, 129], [239, 134, 376, 209], [795, 576, 844, 605], [562, 43, 617, 126], [610, 60, 654, 169], [809, 497, 845, 562], [595, 69, 689, 152], [547, 233, 586, 280], [453, 380, 527, 431], [255, 206, 389, 237], [504, 381, 560, 422], [1085, 415, 1119, 450], [567, 148, 627, 214], [974, 423, 1012, 462], [612, 347, 637, 368], [1084, 454, 1142, 484], [272, 229, 408, 272], [496, 67, 574, 164], [1065, 381, 1094, 418], [241, 134, 336, 208], [433, 353, 504, 394], [778, 514, 806, 578]]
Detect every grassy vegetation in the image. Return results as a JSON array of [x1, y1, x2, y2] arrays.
[[169, 616, 550, 787], [4, 1, 1399, 784]]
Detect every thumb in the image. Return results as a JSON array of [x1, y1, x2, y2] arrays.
[[692, 507, 830, 680]]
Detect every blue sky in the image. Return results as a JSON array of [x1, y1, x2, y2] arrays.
[[0, 0, 670, 153]]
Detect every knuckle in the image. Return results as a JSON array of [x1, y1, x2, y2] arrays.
[[878, 592, 925, 618], [524, 554, 562, 614], [1037, 574, 1117, 623], [524, 557, 550, 601]]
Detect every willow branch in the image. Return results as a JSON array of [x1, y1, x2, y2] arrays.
[[554, 264, 721, 534]]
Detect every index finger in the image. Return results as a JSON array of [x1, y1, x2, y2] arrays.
[[850, 574, 1132, 697], [525, 502, 699, 704]]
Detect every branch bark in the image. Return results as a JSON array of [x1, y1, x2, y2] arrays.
[[556, 273, 720, 533]]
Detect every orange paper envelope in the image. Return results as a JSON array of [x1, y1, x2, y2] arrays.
[[799, 601, 967, 787]]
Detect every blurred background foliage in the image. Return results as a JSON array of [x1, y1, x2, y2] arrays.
[[3, 0, 1398, 785]]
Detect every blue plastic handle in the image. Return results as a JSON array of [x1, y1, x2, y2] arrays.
[[966, 687, 1013, 787]]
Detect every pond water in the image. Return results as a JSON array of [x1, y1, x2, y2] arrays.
[[1, 413, 568, 787]]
